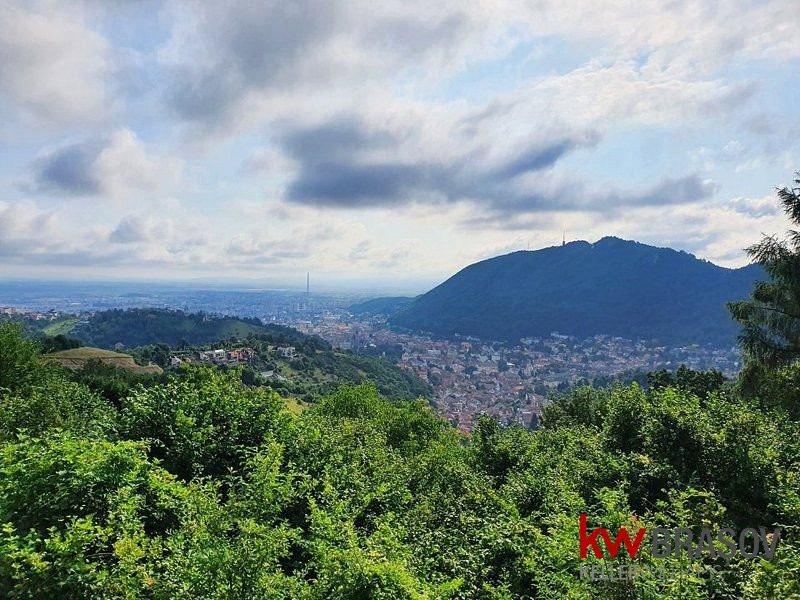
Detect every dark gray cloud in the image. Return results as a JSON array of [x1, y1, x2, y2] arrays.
[[490, 175, 716, 215], [281, 118, 397, 162], [109, 216, 146, 243], [165, 1, 340, 122], [726, 196, 780, 218], [625, 176, 718, 207], [279, 116, 598, 208], [288, 162, 429, 206], [29, 129, 178, 198], [33, 141, 102, 195], [281, 117, 444, 206], [272, 115, 716, 226], [494, 141, 578, 179]]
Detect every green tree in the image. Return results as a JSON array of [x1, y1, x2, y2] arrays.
[[0, 322, 41, 393], [728, 172, 800, 368], [118, 366, 287, 480]]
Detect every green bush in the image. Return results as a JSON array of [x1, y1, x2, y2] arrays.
[[118, 366, 288, 480]]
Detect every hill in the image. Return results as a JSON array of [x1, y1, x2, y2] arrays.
[[349, 296, 414, 316], [69, 308, 270, 349], [42, 347, 163, 375], [392, 237, 762, 346]]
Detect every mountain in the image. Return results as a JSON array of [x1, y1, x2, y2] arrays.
[[391, 237, 763, 346], [349, 296, 415, 316]]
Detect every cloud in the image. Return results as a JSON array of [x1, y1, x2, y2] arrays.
[[110, 215, 166, 244], [34, 140, 101, 195], [278, 115, 600, 208], [32, 129, 182, 197], [493, 138, 595, 180], [161, 1, 341, 124], [726, 196, 781, 219], [2, 0, 799, 281], [0, 200, 58, 244], [274, 113, 717, 222], [155, 0, 799, 137], [0, 2, 115, 126]]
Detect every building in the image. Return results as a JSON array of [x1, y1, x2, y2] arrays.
[[277, 346, 296, 359]]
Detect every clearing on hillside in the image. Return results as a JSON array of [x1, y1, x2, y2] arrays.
[[42, 347, 163, 375]]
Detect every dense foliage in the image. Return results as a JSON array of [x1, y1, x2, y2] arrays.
[[270, 347, 433, 401], [728, 173, 800, 368], [392, 236, 762, 345], [1, 321, 798, 598], [39, 334, 82, 354], [67, 308, 271, 349]]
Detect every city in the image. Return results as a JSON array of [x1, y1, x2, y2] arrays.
[[294, 312, 741, 430], [1, 284, 740, 432]]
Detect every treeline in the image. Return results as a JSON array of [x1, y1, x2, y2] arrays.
[[70, 308, 269, 348]]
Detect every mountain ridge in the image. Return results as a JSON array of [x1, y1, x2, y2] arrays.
[[390, 237, 762, 346]]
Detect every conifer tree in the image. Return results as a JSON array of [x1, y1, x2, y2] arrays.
[[728, 172, 800, 367]]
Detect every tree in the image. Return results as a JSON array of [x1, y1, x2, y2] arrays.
[[728, 172, 800, 368], [0, 322, 41, 393], [40, 334, 82, 353], [647, 365, 725, 399]]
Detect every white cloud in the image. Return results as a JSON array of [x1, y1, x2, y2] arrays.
[[0, 1, 116, 126], [32, 128, 182, 198], [94, 129, 183, 198]]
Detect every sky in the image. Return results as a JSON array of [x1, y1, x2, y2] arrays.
[[0, 0, 798, 291]]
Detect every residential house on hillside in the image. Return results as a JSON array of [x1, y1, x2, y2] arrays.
[[277, 346, 296, 359]]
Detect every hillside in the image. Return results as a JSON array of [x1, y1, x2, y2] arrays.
[[349, 296, 414, 316], [273, 348, 432, 401], [69, 308, 270, 349], [392, 237, 762, 346], [42, 347, 163, 375]]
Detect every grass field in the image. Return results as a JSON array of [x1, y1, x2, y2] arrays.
[[42, 347, 163, 375], [41, 317, 78, 336], [282, 397, 306, 415]]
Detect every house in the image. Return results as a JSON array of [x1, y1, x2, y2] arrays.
[[277, 346, 296, 359], [226, 347, 255, 362]]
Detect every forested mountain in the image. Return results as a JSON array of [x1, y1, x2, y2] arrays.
[[392, 237, 762, 345], [349, 296, 415, 316]]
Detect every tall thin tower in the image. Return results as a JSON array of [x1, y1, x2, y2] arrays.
[[562, 229, 566, 246], [306, 272, 310, 295]]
